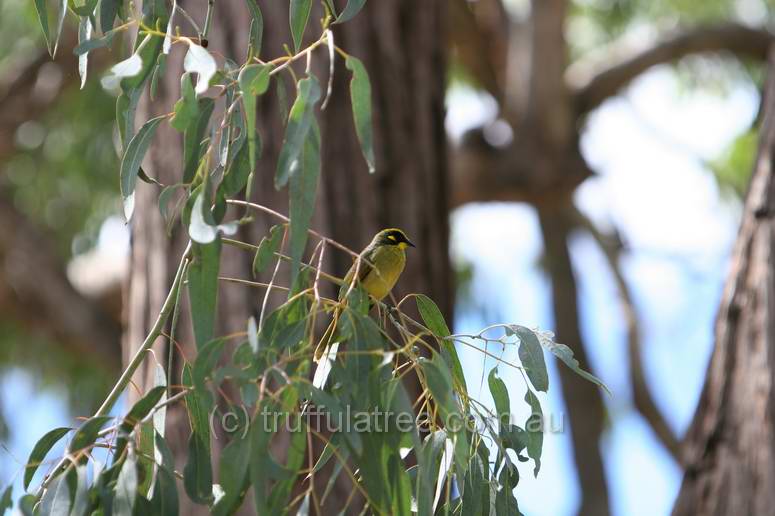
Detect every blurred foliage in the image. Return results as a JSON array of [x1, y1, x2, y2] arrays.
[[0, 0, 119, 443], [709, 127, 758, 197]]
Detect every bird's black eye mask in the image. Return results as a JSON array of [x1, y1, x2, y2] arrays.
[[382, 230, 415, 247]]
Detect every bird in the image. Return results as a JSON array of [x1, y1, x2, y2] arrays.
[[314, 228, 415, 361], [340, 228, 415, 302]]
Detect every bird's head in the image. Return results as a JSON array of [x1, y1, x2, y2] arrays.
[[373, 228, 416, 250]]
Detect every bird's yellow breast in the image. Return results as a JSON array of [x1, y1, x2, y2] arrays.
[[361, 244, 406, 301]]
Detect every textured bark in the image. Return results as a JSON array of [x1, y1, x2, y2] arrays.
[[127, 1, 448, 512], [672, 50, 775, 516]]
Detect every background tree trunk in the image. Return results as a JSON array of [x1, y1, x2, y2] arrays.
[[127, 0, 448, 511], [673, 48, 775, 515]]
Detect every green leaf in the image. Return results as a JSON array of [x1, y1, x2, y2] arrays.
[[77, 17, 93, 89], [18, 494, 37, 516], [182, 364, 211, 439], [416, 294, 467, 393], [288, 121, 320, 285], [244, 0, 264, 57], [193, 337, 227, 391], [220, 143, 254, 197], [71, 464, 89, 516], [335, 0, 367, 23], [0, 486, 11, 514], [511, 326, 548, 392], [183, 42, 217, 96], [24, 427, 71, 489], [345, 55, 375, 173], [100, 0, 121, 32], [275, 75, 321, 190], [524, 389, 543, 476], [102, 33, 163, 93], [170, 74, 199, 131], [416, 294, 450, 337], [34, 0, 51, 55], [182, 98, 215, 183], [238, 63, 273, 181], [184, 433, 213, 505], [488, 368, 510, 420], [73, 29, 116, 55], [39, 471, 71, 516], [120, 114, 165, 221], [151, 433, 179, 516], [113, 451, 137, 516], [289, 0, 312, 51], [188, 239, 222, 349], [69, 416, 112, 459], [535, 329, 610, 394], [252, 224, 284, 276], [113, 386, 167, 461], [212, 434, 251, 515]]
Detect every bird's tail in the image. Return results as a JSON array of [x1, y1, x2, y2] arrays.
[[313, 305, 342, 362]]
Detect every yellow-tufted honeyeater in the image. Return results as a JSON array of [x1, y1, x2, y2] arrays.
[[314, 228, 415, 361]]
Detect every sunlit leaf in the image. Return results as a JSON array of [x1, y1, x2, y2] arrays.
[[183, 40, 217, 96], [77, 17, 93, 89], [345, 55, 375, 172]]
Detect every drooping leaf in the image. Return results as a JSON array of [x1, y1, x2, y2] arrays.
[[535, 329, 610, 394], [183, 41, 217, 96], [188, 239, 221, 349], [238, 63, 273, 185], [524, 389, 543, 476], [24, 427, 71, 489], [182, 364, 211, 439], [220, 142, 254, 197], [182, 98, 215, 183], [511, 325, 548, 392], [151, 433, 179, 516], [113, 386, 167, 461], [275, 75, 321, 189], [34, 0, 51, 55], [335, 0, 367, 24], [120, 114, 166, 221], [289, 0, 312, 51], [184, 433, 213, 505], [38, 471, 71, 516], [211, 434, 251, 515], [488, 368, 510, 421], [345, 55, 375, 172], [100, 0, 121, 32], [252, 224, 284, 276], [77, 17, 93, 89], [113, 451, 137, 516], [0, 486, 10, 514], [244, 0, 264, 57], [288, 121, 320, 285], [171, 74, 199, 131]]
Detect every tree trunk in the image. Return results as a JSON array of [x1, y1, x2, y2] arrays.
[[127, 0, 448, 511], [673, 49, 775, 515]]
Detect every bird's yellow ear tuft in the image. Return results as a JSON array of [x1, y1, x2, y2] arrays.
[[388, 234, 397, 241]]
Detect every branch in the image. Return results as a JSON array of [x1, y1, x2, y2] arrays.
[[574, 23, 775, 115], [574, 208, 684, 464]]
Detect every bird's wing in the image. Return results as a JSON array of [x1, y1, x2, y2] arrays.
[[339, 248, 375, 300]]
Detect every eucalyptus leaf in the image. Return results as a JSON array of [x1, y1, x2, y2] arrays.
[[183, 41, 217, 96], [170, 74, 199, 131], [24, 427, 71, 490], [252, 224, 284, 276], [275, 75, 321, 189], [345, 55, 375, 172], [188, 239, 222, 349], [244, 0, 264, 57], [119, 115, 166, 222], [335, 0, 367, 24], [288, 122, 320, 285], [511, 325, 548, 392], [113, 451, 137, 516], [535, 329, 611, 394], [289, 0, 312, 51]]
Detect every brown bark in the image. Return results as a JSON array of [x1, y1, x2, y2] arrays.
[[128, 0, 448, 512], [672, 49, 775, 516]]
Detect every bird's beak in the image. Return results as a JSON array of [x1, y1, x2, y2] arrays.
[[406, 239, 416, 248]]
